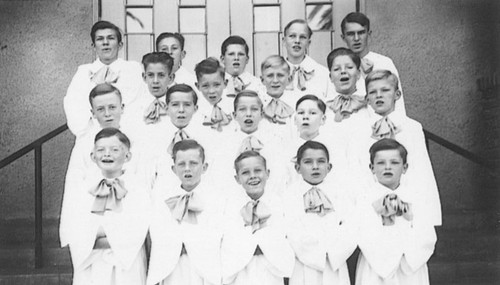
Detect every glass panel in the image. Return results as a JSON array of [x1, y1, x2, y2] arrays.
[[254, 6, 280, 32], [126, 8, 153, 33], [179, 0, 206, 6], [253, 0, 280, 4], [126, 34, 154, 62], [253, 33, 281, 77], [179, 8, 206, 33], [308, 30, 331, 67], [182, 34, 207, 74], [126, 0, 153, 6], [306, 4, 333, 31]]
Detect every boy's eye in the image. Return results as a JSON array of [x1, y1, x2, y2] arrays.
[[241, 170, 249, 175]]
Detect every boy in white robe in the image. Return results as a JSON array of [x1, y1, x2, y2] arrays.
[[147, 140, 225, 285], [284, 141, 357, 285], [221, 151, 295, 285], [355, 139, 437, 285], [156, 32, 197, 88]]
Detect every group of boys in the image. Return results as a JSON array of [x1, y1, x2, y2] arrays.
[[60, 11, 441, 285]]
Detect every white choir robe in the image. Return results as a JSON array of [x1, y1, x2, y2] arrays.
[[67, 170, 151, 285], [347, 109, 442, 225], [175, 65, 198, 87], [196, 95, 235, 136], [261, 89, 303, 143], [355, 181, 436, 285], [147, 179, 226, 285], [223, 71, 267, 100], [221, 189, 295, 285], [284, 178, 357, 285], [63, 58, 147, 138], [286, 55, 335, 100]]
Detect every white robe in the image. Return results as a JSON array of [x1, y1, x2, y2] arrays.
[[286, 55, 335, 100]]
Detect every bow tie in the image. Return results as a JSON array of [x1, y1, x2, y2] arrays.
[[202, 103, 232, 131], [227, 76, 250, 97], [287, 66, 314, 91], [238, 135, 264, 154], [264, 98, 294, 124], [167, 128, 190, 156], [90, 65, 119, 84], [88, 178, 128, 215], [144, 98, 167, 124], [327, 94, 367, 122], [372, 193, 413, 226], [303, 186, 334, 216], [165, 191, 203, 224], [240, 199, 271, 233], [360, 57, 374, 74], [371, 116, 401, 140]]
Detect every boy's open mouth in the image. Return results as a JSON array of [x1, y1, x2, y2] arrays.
[[292, 45, 301, 51], [244, 119, 253, 124], [177, 115, 186, 119], [184, 174, 193, 179], [233, 62, 240, 67], [340, 77, 349, 82], [383, 172, 393, 177], [375, 100, 384, 106], [248, 179, 260, 186], [101, 159, 114, 163], [311, 172, 321, 177]]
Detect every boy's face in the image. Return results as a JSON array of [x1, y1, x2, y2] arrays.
[[260, 66, 292, 98], [295, 148, 332, 185], [234, 96, 263, 134], [235, 156, 269, 201], [143, 62, 174, 98], [367, 79, 401, 117], [342, 22, 370, 57], [370, 149, 408, 190], [166, 91, 198, 128], [91, 136, 131, 178], [157, 37, 186, 72], [196, 72, 227, 106], [330, 55, 360, 95], [91, 92, 124, 129], [284, 23, 311, 61], [93, 28, 122, 65], [294, 100, 325, 138], [172, 148, 207, 191], [221, 44, 249, 76]]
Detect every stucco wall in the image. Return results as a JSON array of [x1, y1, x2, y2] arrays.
[[0, 0, 93, 219]]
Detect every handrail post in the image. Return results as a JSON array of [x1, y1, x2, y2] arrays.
[[34, 144, 43, 268]]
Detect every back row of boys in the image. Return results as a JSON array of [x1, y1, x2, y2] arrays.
[[61, 12, 441, 285]]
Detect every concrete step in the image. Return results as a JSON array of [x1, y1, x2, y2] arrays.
[[440, 209, 499, 231], [428, 259, 500, 285], [0, 244, 71, 269], [433, 228, 500, 262], [0, 266, 72, 285]]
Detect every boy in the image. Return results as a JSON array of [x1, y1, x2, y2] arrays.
[[282, 19, 333, 99], [147, 140, 225, 285], [341, 12, 405, 114], [347, 70, 441, 226], [221, 151, 295, 285], [63, 128, 151, 285], [156, 32, 197, 87], [283, 141, 356, 285], [355, 139, 437, 285], [64, 20, 145, 137]]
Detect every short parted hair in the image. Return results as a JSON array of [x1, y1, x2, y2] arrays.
[[221, 35, 249, 56], [233, 90, 263, 111], [234, 150, 267, 173], [326, 47, 361, 70], [365, 70, 400, 91], [172, 139, 205, 162], [156, 32, 185, 51], [89, 83, 122, 106], [296, 140, 330, 164], [166, 83, 198, 105], [142, 52, 174, 74], [194, 57, 225, 81], [261, 55, 290, 74], [94, 127, 131, 149], [295, 94, 326, 113], [284, 19, 313, 38], [369, 138, 408, 164], [91, 21, 122, 44], [341, 12, 370, 35]]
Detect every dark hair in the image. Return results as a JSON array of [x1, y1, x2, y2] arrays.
[[156, 32, 185, 50], [91, 21, 122, 44], [142, 52, 174, 74], [166, 83, 198, 106], [194, 57, 225, 81], [284, 19, 313, 38], [234, 150, 267, 173], [341, 12, 370, 35], [94, 127, 131, 149], [172, 139, 205, 163], [295, 94, 326, 114], [89, 83, 122, 106], [369, 138, 408, 164], [221, 35, 249, 56], [326, 47, 361, 70], [233, 90, 263, 112], [296, 140, 329, 164]]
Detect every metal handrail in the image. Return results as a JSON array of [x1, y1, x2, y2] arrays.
[[0, 123, 68, 268]]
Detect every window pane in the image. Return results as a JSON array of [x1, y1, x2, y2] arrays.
[[182, 35, 207, 73], [179, 8, 206, 33], [254, 6, 280, 32], [126, 0, 153, 6], [126, 34, 153, 62], [253, 33, 280, 77], [308, 31, 331, 67], [180, 0, 206, 6], [306, 4, 332, 31], [126, 8, 153, 33], [253, 0, 280, 4]]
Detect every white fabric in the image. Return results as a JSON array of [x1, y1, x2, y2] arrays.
[[286, 55, 334, 100], [261, 89, 301, 142], [175, 65, 198, 87]]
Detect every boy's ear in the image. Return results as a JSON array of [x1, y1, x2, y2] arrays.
[[90, 151, 97, 163], [224, 78, 228, 87], [403, 163, 408, 174], [294, 163, 301, 173], [327, 163, 332, 172], [169, 72, 176, 83], [181, 50, 186, 60], [395, 90, 402, 101], [220, 55, 225, 64], [320, 114, 326, 125], [369, 163, 374, 173], [125, 151, 132, 163], [234, 174, 241, 184], [171, 164, 175, 173], [142, 72, 146, 81], [202, 162, 208, 173], [195, 82, 199, 89]]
